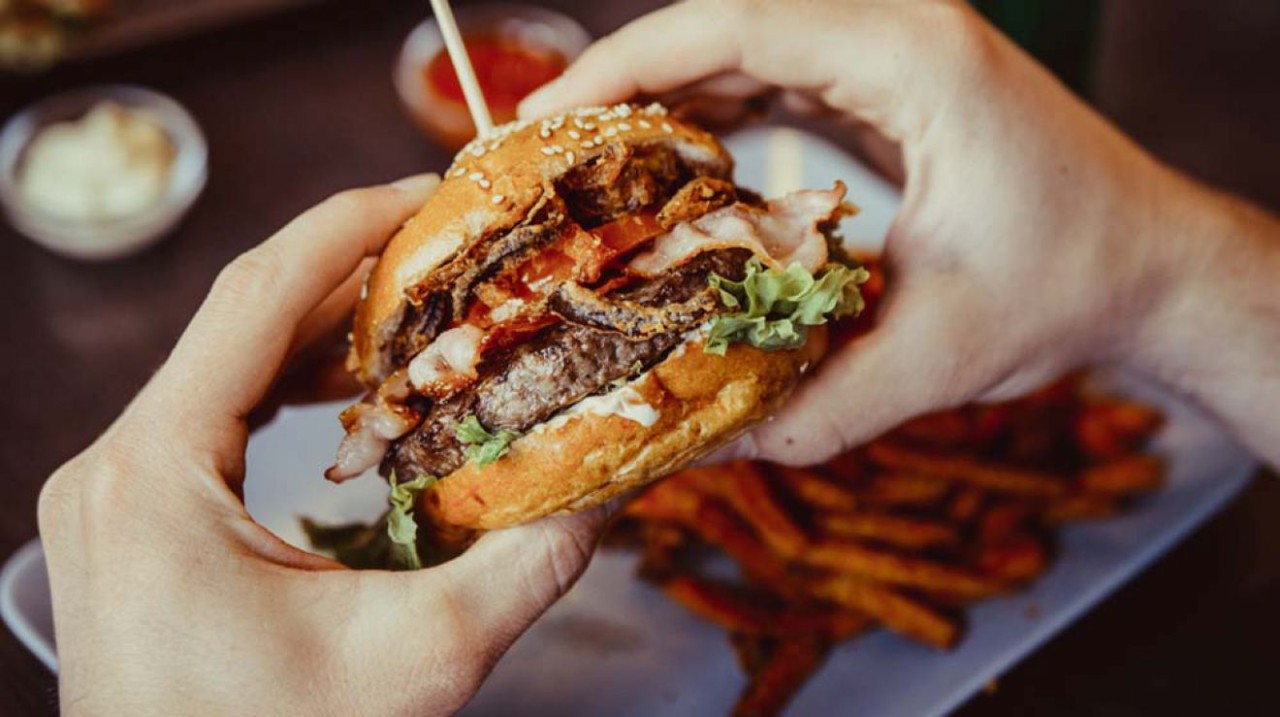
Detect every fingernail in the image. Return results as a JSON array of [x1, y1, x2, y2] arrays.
[[518, 76, 566, 119], [391, 173, 439, 194]]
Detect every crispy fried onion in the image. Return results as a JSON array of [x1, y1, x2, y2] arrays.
[[549, 281, 718, 338]]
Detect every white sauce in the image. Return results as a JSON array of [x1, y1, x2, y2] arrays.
[[18, 102, 174, 222], [569, 385, 661, 427]]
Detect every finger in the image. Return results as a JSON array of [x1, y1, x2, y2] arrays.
[[748, 285, 995, 465], [247, 350, 362, 431], [519, 0, 928, 137], [145, 174, 438, 429], [287, 256, 375, 362], [429, 508, 608, 655]]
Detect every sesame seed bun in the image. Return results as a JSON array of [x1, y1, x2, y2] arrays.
[[343, 103, 836, 531], [423, 328, 828, 530], [350, 104, 733, 385]]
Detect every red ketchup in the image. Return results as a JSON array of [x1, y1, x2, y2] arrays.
[[422, 33, 567, 149]]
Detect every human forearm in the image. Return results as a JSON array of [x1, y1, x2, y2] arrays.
[[1121, 174, 1280, 465]]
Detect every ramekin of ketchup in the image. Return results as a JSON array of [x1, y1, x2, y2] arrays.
[[395, 4, 591, 151]]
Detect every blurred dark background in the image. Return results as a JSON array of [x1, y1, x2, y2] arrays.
[[1, 1, 1277, 714]]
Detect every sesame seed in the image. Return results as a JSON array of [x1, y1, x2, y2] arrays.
[[638, 119, 652, 129], [469, 172, 484, 180], [471, 147, 485, 156], [662, 122, 674, 133], [617, 104, 633, 116], [454, 167, 466, 177], [492, 194, 504, 204], [604, 127, 619, 137], [565, 151, 575, 163], [540, 146, 556, 155], [550, 144, 564, 153], [573, 117, 585, 128], [539, 128, 551, 138], [583, 122, 596, 130], [479, 179, 491, 189], [581, 141, 594, 149], [618, 122, 632, 132], [568, 130, 581, 140]]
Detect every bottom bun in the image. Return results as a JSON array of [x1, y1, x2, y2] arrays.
[[422, 326, 829, 529]]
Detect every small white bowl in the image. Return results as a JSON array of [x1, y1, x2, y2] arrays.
[[0, 85, 208, 261], [394, 3, 591, 151]]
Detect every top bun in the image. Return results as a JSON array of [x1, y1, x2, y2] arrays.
[[350, 103, 733, 385]]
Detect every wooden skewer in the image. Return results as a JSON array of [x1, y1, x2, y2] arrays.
[[429, 0, 494, 136], [766, 127, 805, 198]]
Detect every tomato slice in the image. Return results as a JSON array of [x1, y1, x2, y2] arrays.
[[479, 313, 558, 354], [459, 211, 666, 352], [595, 212, 664, 254]]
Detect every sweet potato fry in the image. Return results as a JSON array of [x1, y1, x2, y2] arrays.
[[976, 534, 1049, 584], [817, 513, 959, 551], [661, 577, 778, 633], [770, 465, 859, 513], [722, 463, 810, 559], [662, 577, 871, 639], [807, 576, 960, 649], [1043, 493, 1119, 523], [1078, 455, 1164, 495], [730, 632, 775, 677], [637, 523, 691, 581], [977, 503, 1033, 546], [695, 502, 794, 588], [891, 410, 979, 448], [802, 540, 1007, 600], [625, 480, 704, 522], [611, 374, 1165, 708], [819, 449, 868, 484], [732, 636, 830, 717], [860, 472, 951, 507], [1075, 399, 1164, 459], [867, 442, 1067, 497], [947, 488, 986, 524], [627, 488, 793, 586]]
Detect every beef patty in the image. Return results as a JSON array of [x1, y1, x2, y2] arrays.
[[383, 249, 752, 479]]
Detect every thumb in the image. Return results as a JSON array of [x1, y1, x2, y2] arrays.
[[429, 507, 608, 654], [738, 290, 989, 466]]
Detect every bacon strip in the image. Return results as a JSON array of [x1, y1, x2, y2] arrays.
[[628, 183, 847, 277]]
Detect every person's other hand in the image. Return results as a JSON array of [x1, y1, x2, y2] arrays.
[[522, 0, 1280, 466], [38, 175, 607, 715]]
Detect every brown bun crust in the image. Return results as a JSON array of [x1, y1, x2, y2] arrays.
[[422, 327, 829, 529], [350, 105, 733, 384]]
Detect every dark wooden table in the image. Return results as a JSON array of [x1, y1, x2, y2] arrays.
[[2, 1, 1277, 714]]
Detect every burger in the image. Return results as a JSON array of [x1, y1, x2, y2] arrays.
[[320, 104, 867, 567]]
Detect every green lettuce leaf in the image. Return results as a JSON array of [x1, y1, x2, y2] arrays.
[[302, 471, 436, 571], [704, 258, 869, 355], [387, 472, 436, 570], [456, 414, 520, 467]]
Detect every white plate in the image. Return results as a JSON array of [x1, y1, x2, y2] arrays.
[[1, 128, 1255, 715]]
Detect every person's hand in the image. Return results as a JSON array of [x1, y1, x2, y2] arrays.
[[522, 0, 1280, 466], [37, 176, 607, 715]]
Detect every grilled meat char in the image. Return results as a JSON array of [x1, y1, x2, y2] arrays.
[[385, 249, 751, 479], [378, 143, 747, 480]]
